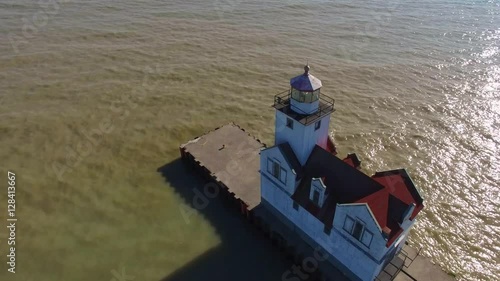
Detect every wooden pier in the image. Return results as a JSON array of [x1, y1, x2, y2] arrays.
[[179, 124, 455, 281]]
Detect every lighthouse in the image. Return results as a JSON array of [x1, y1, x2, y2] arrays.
[[259, 65, 424, 281], [273, 65, 335, 165], [179, 63, 430, 281]]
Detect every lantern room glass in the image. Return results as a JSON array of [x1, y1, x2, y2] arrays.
[[291, 88, 320, 103]]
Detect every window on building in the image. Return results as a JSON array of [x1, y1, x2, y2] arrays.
[[315, 120, 321, 131], [304, 92, 312, 103], [299, 92, 306, 102], [352, 221, 364, 240], [312, 190, 320, 206], [280, 167, 287, 183], [291, 89, 320, 103], [267, 158, 273, 174], [267, 158, 287, 184], [312, 89, 320, 101], [292, 89, 320, 103], [272, 161, 280, 178], [291, 88, 300, 100], [293, 201, 299, 210], [361, 230, 373, 247], [343, 216, 354, 233], [343, 216, 372, 248], [286, 118, 293, 129]]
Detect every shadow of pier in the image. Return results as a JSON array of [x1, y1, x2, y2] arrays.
[[157, 158, 295, 281]]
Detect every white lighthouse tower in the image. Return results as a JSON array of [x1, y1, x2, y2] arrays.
[[273, 65, 335, 165]]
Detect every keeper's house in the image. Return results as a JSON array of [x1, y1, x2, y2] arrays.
[[260, 65, 424, 281]]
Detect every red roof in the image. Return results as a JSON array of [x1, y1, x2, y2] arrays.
[[326, 136, 337, 155], [343, 157, 354, 167], [356, 170, 424, 247], [290, 145, 424, 248]]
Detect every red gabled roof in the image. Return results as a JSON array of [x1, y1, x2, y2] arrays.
[[289, 145, 424, 248], [356, 170, 424, 247]]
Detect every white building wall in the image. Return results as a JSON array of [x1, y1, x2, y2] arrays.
[[333, 204, 390, 280], [333, 204, 419, 281], [334, 204, 388, 260], [275, 111, 331, 165], [260, 155, 421, 281], [262, 177, 331, 245], [260, 147, 298, 196], [395, 217, 417, 254], [337, 205, 393, 280], [261, 177, 384, 281]]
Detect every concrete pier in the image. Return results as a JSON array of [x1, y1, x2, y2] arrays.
[[395, 246, 455, 281], [179, 124, 454, 281], [180, 123, 265, 211]]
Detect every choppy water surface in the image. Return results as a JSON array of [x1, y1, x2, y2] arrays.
[[0, 0, 499, 280]]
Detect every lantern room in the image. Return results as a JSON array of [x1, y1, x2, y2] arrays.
[[289, 65, 322, 115]]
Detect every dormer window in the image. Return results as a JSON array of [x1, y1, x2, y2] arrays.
[[312, 190, 320, 205], [310, 178, 326, 207], [267, 158, 287, 184]]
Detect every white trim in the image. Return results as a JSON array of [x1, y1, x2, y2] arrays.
[[260, 145, 294, 173], [312, 177, 327, 188]]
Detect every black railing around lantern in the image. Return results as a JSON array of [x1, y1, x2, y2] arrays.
[[273, 89, 335, 126]]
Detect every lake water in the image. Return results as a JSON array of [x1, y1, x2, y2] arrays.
[[0, 0, 498, 280]]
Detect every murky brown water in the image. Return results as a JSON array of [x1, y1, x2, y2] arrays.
[[0, 0, 499, 280]]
